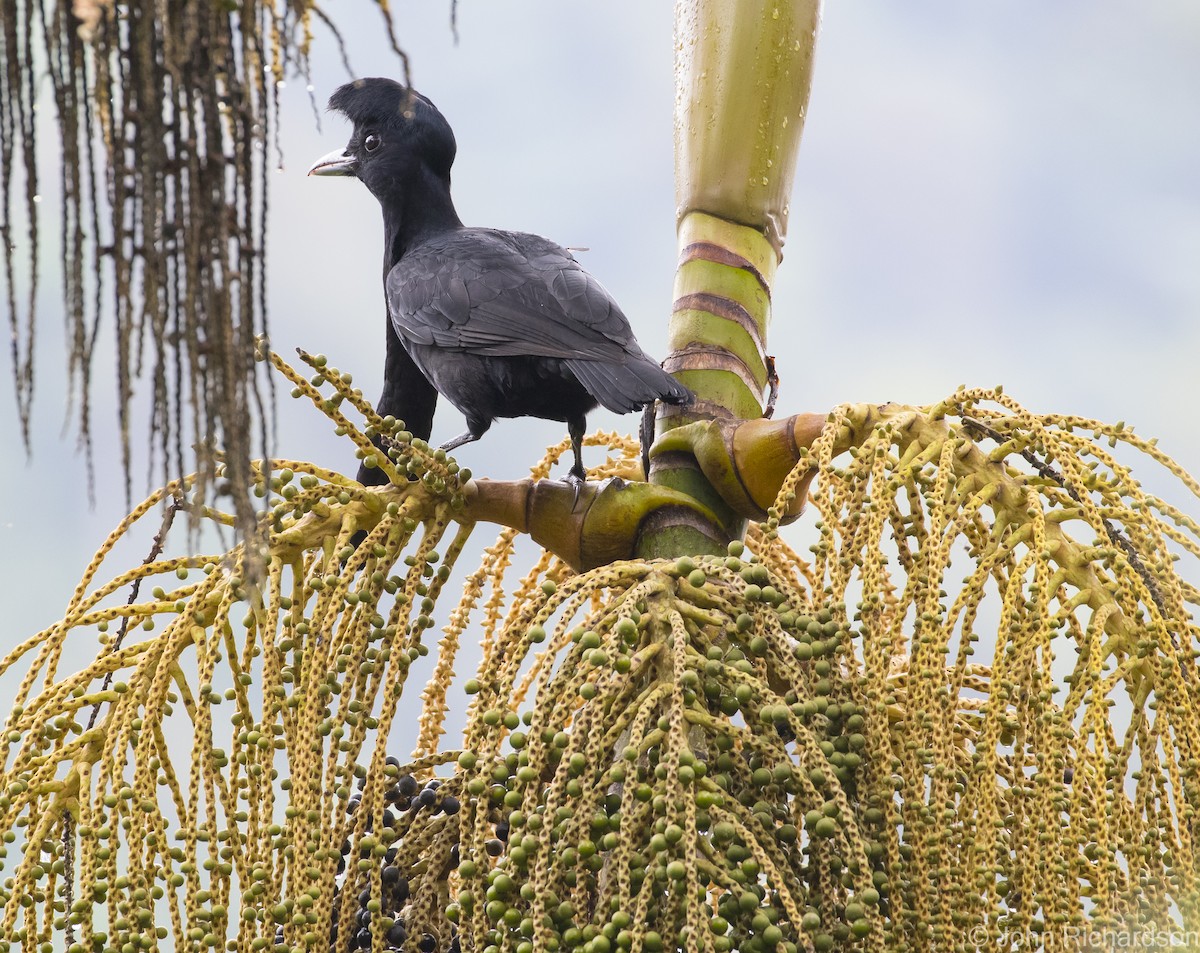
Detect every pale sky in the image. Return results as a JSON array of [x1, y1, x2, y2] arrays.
[[3, 0, 1199, 711]]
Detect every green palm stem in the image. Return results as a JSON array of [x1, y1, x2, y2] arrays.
[[638, 0, 822, 559]]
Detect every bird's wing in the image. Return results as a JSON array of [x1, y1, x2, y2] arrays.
[[387, 229, 641, 363]]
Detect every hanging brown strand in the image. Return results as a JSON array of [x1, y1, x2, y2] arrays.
[[0, 0, 403, 542]]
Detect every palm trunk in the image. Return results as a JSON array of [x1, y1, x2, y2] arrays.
[[639, 0, 822, 558]]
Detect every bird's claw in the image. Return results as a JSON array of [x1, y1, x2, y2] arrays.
[[564, 470, 587, 511]]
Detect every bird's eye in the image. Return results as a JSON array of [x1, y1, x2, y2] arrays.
[[364, 134, 381, 153]]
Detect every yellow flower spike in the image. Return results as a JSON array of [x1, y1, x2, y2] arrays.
[[272, 349, 405, 487], [6, 345, 1200, 953], [415, 522, 477, 757]]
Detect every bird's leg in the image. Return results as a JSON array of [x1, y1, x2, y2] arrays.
[[352, 323, 434, 547], [357, 320, 438, 488], [565, 417, 587, 509]]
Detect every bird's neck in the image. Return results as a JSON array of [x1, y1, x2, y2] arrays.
[[381, 165, 463, 270]]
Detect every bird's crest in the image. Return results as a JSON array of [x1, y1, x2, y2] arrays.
[[327, 78, 456, 173], [328, 78, 433, 128]]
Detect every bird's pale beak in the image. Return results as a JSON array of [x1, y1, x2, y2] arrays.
[[307, 148, 359, 177]]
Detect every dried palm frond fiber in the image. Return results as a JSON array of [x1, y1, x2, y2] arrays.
[[1, 354, 1197, 953], [0, 0, 407, 539]]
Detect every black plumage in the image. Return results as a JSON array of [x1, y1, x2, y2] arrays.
[[309, 78, 689, 488]]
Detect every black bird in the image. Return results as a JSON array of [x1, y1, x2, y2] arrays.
[[308, 78, 689, 490]]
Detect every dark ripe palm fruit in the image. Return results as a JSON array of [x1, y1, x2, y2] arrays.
[[386, 921, 407, 947], [397, 776, 420, 799], [394, 877, 410, 904], [420, 934, 437, 952], [485, 838, 504, 857], [442, 796, 461, 816], [382, 865, 400, 885], [355, 927, 373, 949]]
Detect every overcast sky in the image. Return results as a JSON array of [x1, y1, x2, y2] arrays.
[[3, 1, 1198, 696]]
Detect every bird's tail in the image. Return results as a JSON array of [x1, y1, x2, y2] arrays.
[[567, 357, 691, 415]]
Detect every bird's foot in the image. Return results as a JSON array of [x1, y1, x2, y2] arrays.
[[563, 467, 587, 511], [439, 428, 483, 454]]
